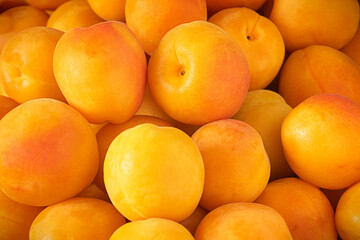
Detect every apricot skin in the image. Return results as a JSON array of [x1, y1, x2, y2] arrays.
[[0, 99, 99, 206], [88, 0, 126, 21], [342, 26, 360, 66], [206, 0, 267, 16], [281, 94, 360, 190], [0, 95, 18, 119], [25, 0, 69, 10], [256, 178, 337, 240], [53, 21, 147, 124]]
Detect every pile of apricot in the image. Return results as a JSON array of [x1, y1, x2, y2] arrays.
[[1, 0, 360, 239]]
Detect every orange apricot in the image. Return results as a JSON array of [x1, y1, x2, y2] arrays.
[[148, 21, 250, 125], [195, 202, 293, 240], [233, 90, 294, 180], [0, 99, 99, 206], [0, 190, 43, 240], [269, 0, 359, 51], [209, 7, 285, 90], [192, 119, 270, 211], [125, 0, 207, 55], [335, 181, 360, 240], [0, 6, 48, 34], [53, 21, 147, 124], [281, 94, 360, 189], [47, 0, 103, 32], [279, 45, 360, 107], [104, 124, 204, 222], [256, 178, 337, 240], [88, 0, 125, 21], [110, 218, 194, 240], [0, 27, 65, 103], [342, 25, 360, 66], [95, 115, 172, 192], [77, 184, 110, 202], [180, 206, 208, 235], [25, 0, 68, 10], [30, 197, 126, 240], [0, 95, 17, 119], [206, 0, 266, 16]]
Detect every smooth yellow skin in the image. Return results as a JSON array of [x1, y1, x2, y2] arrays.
[[88, 0, 126, 21], [110, 218, 194, 240], [30, 198, 126, 240], [335, 181, 360, 240], [269, 0, 359, 51], [195, 202, 293, 240], [209, 7, 285, 90], [233, 90, 294, 180], [0, 6, 48, 34], [47, 0, 103, 32], [0, 27, 65, 103], [104, 124, 204, 222]]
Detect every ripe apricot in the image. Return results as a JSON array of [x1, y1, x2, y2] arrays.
[[192, 119, 270, 210], [342, 25, 360, 66], [269, 0, 359, 51], [195, 202, 293, 240], [279, 45, 360, 107], [25, 0, 68, 10], [256, 178, 337, 240], [0, 95, 17, 119], [180, 206, 208, 235], [335, 181, 360, 240], [209, 7, 284, 90], [233, 90, 294, 180], [88, 0, 125, 21], [0, 99, 99, 206], [47, 0, 103, 32], [77, 184, 110, 202], [30, 197, 126, 240], [110, 218, 194, 240], [53, 21, 147, 124], [0, 190, 43, 240], [95, 115, 172, 192], [0, 27, 65, 103], [125, 0, 207, 54], [0, 6, 48, 34], [104, 124, 204, 222], [148, 21, 250, 125], [281, 94, 360, 189]]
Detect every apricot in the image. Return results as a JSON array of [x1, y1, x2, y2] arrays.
[[88, 0, 125, 21], [104, 124, 204, 222], [30, 197, 126, 240], [136, 86, 200, 136], [195, 202, 292, 239], [269, 0, 359, 52], [25, 0, 68, 10], [53, 21, 147, 124], [77, 184, 110, 202], [0, 95, 17, 119], [192, 119, 270, 211], [209, 8, 284, 90], [206, 0, 266, 16], [125, 0, 207, 54], [95, 115, 172, 192], [256, 178, 337, 240], [279, 45, 360, 107], [110, 218, 194, 240], [335, 181, 360, 240], [233, 90, 294, 180], [281, 94, 360, 189], [342, 25, 360, 66], [47, 0, 103, 32], [0, 27, 66, 103], [180, 206, 208, 235], [0, 190, 43, 240], [0, 99, 99, 206], [0, 6, 48, 34], [148, 21, 250, 125], [0, 32, 15, 53]]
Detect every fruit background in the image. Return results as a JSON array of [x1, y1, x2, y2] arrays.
[[0, 0, 360, 239]]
